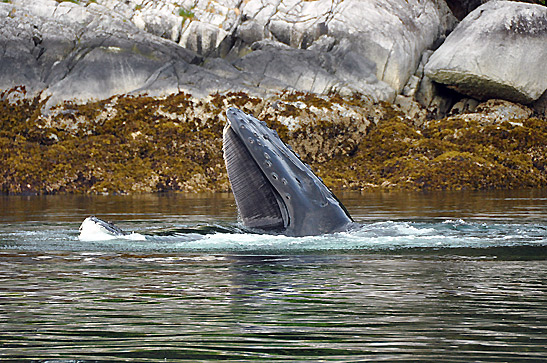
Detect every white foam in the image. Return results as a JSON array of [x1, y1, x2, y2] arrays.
[[443, 219, 467, 225], [78, 218, 146, 242]]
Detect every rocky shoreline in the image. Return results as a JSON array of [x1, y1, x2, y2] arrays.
[[0, 0, 546, 194], [1, 88, 545, 195]]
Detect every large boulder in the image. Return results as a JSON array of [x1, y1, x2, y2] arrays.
[[425, 1, 547, 104]]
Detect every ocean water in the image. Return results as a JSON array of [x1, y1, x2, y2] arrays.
[[0, 190, 546, 361]]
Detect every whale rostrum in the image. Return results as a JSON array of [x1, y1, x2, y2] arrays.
[[223, 107, 354, 236]]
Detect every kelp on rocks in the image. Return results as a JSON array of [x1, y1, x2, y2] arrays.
[[0, 88, 546, 194]]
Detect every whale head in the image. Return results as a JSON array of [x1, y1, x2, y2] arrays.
[[223, 107, 354, 237]]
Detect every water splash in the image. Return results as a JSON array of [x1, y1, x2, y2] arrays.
[[5, 218, 541, 254]]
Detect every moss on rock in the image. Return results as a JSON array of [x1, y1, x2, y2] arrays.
[[0, 87, 546, 194]]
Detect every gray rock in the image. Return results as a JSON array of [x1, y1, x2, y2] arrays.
[[180, 20, 229, 57], [394, 95, 428, 125], [95, 0, 455, 100], [425, 1, 547, 104], [445, 99, 534, 124], [92, 0, 184, 42], [0, 0, 457, 105], [408, 50, 456, 119], [450, 98, 480, 115], [1, 0, 201, 106], [475, 99, 533, 122], [235, 0, 456, 96], [233, 41, 395, 100]]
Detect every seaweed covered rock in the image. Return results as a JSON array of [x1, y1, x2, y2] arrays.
[[0, 90, 380, 194], [1, 89, 546, 195], [425, 1, 547, 104]]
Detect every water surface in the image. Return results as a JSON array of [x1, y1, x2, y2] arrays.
[[1, 190, 546, 361]]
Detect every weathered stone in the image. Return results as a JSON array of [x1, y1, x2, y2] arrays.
[[235, 0, 456, 95], [475, 99, 533, 121], [394, 95, 428, 125], [449, 98, 479, 115], [93, 0, 455, 100], [180, 21, 229, 57], [446, 99, 534, 124], [233, 40, 395, 100], [1, 0, 458, 105], [410, 50, 456, 119], [425, 1, 547, 104], [1, 0, 202, 106]]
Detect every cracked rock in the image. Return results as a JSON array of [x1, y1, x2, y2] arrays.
[[0, 0, 458, 105]]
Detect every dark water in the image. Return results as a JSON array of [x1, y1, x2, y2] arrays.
[[1, 190, 546, 361]]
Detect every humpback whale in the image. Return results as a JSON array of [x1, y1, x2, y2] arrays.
[[223, 107, 354, 236], [78, 108, 354, 240]]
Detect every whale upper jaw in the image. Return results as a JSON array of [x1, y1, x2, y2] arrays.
[[223, 107, 354, 237]]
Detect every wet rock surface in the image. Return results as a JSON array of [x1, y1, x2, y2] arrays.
[[1, 89, 545, 194]]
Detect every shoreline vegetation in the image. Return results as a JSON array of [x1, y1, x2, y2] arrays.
[[1, 87, 546, 195]]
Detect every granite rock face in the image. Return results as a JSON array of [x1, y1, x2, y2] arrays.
[[425, 1, 547, 104], [0, 0, 202, 106], [0, 0, 456, 105], [231, 0, 456, 96], [2, 0, 545, 114]]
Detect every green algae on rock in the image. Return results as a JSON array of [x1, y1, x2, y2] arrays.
[[0, 88, 546, 194]]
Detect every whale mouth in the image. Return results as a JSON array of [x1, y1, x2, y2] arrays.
[[223, 124, 289, 232], [223, 107, 353, 237]]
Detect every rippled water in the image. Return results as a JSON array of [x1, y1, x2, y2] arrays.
[[1, 190, 546, 361]]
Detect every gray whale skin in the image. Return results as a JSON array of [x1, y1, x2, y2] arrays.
[[223, 107, 354, 237]]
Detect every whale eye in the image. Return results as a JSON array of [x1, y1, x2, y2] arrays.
[[271, 172, 278, 180], [247, 137, 254, 144]]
